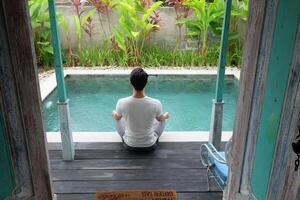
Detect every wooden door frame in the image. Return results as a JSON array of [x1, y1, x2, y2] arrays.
[[0, 0, 53, 199], [224, 0, 300, 199], [223, 0, 267, 198]]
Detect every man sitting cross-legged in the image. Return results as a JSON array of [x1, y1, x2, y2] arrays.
[[112, 68, 169, 152]]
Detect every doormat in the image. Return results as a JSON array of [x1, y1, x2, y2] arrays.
[[95, 190, 177, 200]]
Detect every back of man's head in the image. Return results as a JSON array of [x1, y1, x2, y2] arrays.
[[130, 68, 148, 91]]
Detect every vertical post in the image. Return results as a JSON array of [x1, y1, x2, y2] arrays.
[[48, 0, 74, 160], [209, 0, 232, 150], [1, 0, 54, 197]]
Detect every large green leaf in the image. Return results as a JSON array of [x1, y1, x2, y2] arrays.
[[186, 23, 202, 33], [111, 0, 163, 57], [178, 18, 202, 31], [210, 21, 222, 35], [135, 0, 146, 13], [144, 23, 155, 36], [141, 1, 162, 22], [29, 0, 66, 67], [74, 15, 82, 39], [119, 2, 137, 18], [30, 0, 44, 20], [113, 28, 126, 51], [181, 0, 225, 37], [44, 45, 54, 54], [131, 31, 140, 38], [119, 16, 132, 37]]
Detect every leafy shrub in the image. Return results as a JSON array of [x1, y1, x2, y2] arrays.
[[29, 0, 68, 68], [177, 0, 224, 64], [31, 0, 248, 68], [167, 0, 190, 48], [63, 44, 207, 67], [111, 0, 162, 65]]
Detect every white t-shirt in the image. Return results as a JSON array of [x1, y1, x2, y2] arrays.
[[116, 96, 162, 147]]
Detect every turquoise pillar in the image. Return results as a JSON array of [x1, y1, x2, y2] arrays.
[[209, 0, 232, 150], [48, 0, 66, 102], [215, 0, 231, 102], [48, 0, 74, 160]]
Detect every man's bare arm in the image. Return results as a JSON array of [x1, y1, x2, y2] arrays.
[[112, 110, 122, 121], [156, 112, 169, 121]]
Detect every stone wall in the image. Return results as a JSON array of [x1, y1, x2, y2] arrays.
[[56, 5, 186, 49], [56, 4, 246, 49]]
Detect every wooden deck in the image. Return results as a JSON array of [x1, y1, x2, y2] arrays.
[[48, 142, 223, 200]]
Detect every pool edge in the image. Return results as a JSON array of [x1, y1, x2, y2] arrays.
[[46, 131, 233, 143], [40, 68, 240, 101]]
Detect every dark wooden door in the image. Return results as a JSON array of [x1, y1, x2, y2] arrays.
[[0, 0, 53, 199], [0, 106, 15, 199]]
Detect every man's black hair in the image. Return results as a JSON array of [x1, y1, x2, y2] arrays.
[[130, 68, 148, 91]]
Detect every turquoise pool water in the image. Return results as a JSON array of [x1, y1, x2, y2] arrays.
[[43, 75, 238, 132]]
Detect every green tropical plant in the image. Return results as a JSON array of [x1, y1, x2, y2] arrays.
[[29, 0, 68, 67], [88, 0, 113, 38], [177, 0, 224, 64], [230, 0, 248, 40], [60, 16, 73, 57], [111, 0, 162, 66], [228, 0, 248, 67], [167, 0, 190, 48], [29, 0, 56, 67], [70, 0, 96, 51], [232, 0, 248, 21], [63, 44, 205, 67]]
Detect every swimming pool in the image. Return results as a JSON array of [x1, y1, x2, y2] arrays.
[[42, 75, 238, 132]]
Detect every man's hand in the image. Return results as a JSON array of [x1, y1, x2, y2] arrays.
[[112, 110, 122, 121], [157, 112, 169, 121]]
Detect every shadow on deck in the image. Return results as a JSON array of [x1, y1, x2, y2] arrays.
[[48, 142, 223, 200]]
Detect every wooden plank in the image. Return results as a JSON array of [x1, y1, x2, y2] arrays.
[[224, 0, 267, 199], [55, 192, 223, 200], [49, 149, 201, 159], [51, 168, 206, 181], [267, 23, 300, 200], [53, 180, 208, 193], [56, 193, 96, 200], [178, 192, 223, 200], [0, 0, 52, 199], [47, 142, 207, 151], [50, 158, 204, 170]]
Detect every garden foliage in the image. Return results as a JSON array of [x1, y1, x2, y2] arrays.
[[29, 0, 65, 66], [29, 0, 248, 68], [111, 0, 162, 65], [177, 0, 224, 64]]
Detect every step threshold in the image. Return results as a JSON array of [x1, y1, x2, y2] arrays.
[[46, 131, 232, 143]]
